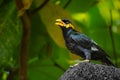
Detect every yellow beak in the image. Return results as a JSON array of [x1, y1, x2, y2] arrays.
[[55, 19, 64, 26]]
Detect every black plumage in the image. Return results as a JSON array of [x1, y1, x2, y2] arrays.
[[55, 18, 115, 66]]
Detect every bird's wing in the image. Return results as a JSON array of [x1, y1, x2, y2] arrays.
[[70, 32, 96, 50], [70, 32, 113, 65], [70, 32, 109, 56]]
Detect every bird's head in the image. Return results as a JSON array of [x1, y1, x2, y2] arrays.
[[55, 19, 74, 29]]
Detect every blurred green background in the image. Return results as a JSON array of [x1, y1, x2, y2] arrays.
[[0, 0, 120, 80]]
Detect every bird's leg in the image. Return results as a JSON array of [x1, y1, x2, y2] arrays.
[[70, 50, 91, 67], [83, 50, 91, 62]]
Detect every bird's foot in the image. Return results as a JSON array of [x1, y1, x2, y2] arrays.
[[83, 59, 90, 62], [69, 60, 81, 68], [70, 59, 90, 68], [70, 63, 79, 68]]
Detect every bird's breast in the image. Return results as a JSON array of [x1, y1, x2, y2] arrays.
[[64, 36, 86, 58], [65, 37, 76, 52]]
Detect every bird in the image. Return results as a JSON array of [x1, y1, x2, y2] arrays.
[[55, 18, 115, 66]]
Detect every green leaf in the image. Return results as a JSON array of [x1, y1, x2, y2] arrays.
[[66, 0, 99, 13], [28, 58, 64, 80], [0, 1, 22, 68], [34, 0, 80, 48]]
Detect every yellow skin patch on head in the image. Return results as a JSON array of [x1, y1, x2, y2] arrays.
[[55, 19, 74, 29], [66, 23, 74, 29]]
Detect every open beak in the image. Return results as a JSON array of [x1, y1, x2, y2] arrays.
[[55, 19, 65, 26]]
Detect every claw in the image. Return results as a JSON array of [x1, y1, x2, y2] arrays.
[[69, 59, 90, 67], [69, 59, 90, 68], [83, 59, 90, 62]]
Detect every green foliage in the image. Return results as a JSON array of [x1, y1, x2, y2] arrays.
[[0, 0, 120, 80], [0, 0, 22, 69]]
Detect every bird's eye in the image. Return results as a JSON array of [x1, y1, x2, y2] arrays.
[[62, 19, 71, 24]]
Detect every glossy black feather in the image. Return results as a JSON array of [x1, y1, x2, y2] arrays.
[[60, 27, 115, 66]]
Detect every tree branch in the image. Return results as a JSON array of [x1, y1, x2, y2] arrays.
[[63, 0, 71, 9], [30, 0, 49, 15], [14, 0, 31, 80]]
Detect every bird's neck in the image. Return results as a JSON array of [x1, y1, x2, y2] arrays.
[[61, 27, 74, 38]]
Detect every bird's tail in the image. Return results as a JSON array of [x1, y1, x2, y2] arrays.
[[102, 57, 115, 66]]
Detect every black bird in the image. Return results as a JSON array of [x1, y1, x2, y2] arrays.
[[55, 18, 115, 66]]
